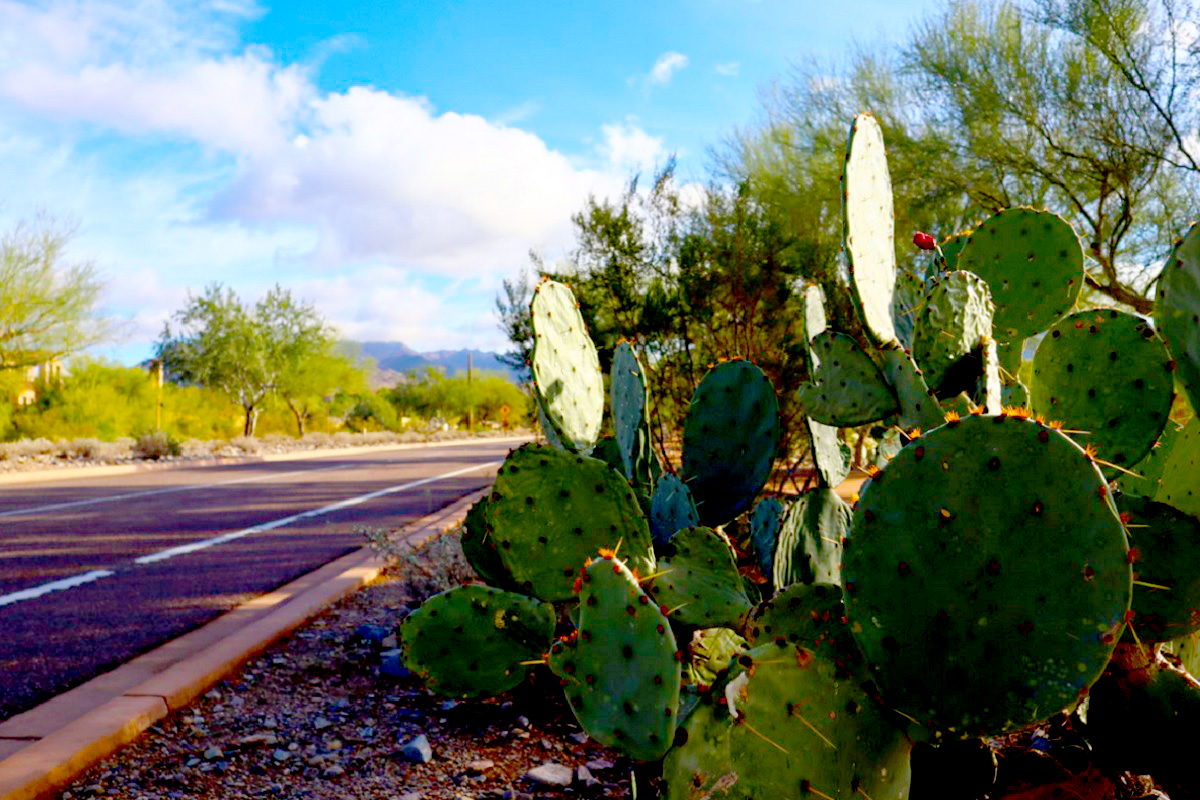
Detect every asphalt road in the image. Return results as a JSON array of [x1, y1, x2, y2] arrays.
[[0, 439, 520, 722]]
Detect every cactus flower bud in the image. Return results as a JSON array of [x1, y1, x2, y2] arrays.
[[913, 231, 937, 250]]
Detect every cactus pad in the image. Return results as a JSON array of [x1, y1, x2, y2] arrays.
[[531, 279, 605, 453], [400, 585, 555, 699], [879, 344, 944, 432], [955, 208, 1083, 342], [912, 270, 995, 396], [611, 341, 655, 487], [1116, 495, 1200, 642], [843, 413, 1130, 737], [1156, 221, 1200, 413], [682, 361, 780, 527], [842, 112, 898, 345], [772, 488, 849, 592], [1118, 421, 1182, 500], [744, 582, 853, 652], [1030, 310, 1173, 473], [649, 526, 754, 630], [799, 331, 899, 427], [686, 627, 751, 690], [1154, 417, 1200, 518], [649, 472, 701, 547], [662, 703, 741, 800], [749, 496, 785, 577], [487, 443, 654, 602], [459, 495, 518, 591], [548, 553, 679, 761]]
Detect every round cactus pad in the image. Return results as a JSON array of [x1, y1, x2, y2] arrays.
[[1116, 495, 1200, 642], [400, 585, 555, 699], [649, 473, 700, 547], [530, 279, 605, 453], [725, 641, 913, 799], [649, 526, 753, 630], [744, 583, 854, 652], [799, 331, 899, 427], [682, 361, 780, 527], [843, 413, 1130, 737], [912, 270, 995, 396], [486, 444, 654, 602], [842, 113, 898, 345], [458, 495, 519, 592], [955, 208, 1083, 342], [772, 488, 849, 592], [1030, 310, 1173, 473], [548, 554, 679, 761], [1157, 221, 1200, 414]]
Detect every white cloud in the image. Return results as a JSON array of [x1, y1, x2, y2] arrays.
[[647, 51, 688, 86], [714, 61, 740, 77], [599, 120, 665, 173]]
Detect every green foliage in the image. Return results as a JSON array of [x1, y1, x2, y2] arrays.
[[384, 367, 530, 429]]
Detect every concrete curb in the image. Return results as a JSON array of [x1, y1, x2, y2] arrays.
[[0, 486, 489, 800], [0, 435, 532, 486]]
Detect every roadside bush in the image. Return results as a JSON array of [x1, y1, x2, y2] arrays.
[[133, 431, 181, 460]]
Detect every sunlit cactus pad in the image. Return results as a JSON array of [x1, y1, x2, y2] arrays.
[[648, 526, 753, 630], [531, 278, 605, 453], [843, 413, 1130, 737], [799, 331, 899, 427], [1030, 309, 1173, 472], [842, 112, 898, 345], [400, 585, 555, 699], [682, 361, 780, 526], [912, 270, 994, 396], [955, 207, 1083, 342], [486, 443, 654, 602], [548, 553, 679, 761]]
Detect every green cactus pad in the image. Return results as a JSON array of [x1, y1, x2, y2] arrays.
[[1116, 494, 1200, 643], [459, 495, 519, 591], [663, 702, 742, 800], [930, 229, 973, 277], [879, 344, 944, 433], [650, 473, 701, 547], [911, 270, 995, 396], [799, 331, 899, 427], [803, 283, 828, 343], [843, 413, 1130, 737], [955, 208, 1083, 342], [873, 427, 905, 470], [487, 443, 654, 602], [1156, 221, 1200, 413], [650, 526, 754, 630], [1030, 310, 1173, 474], [842, 112, 898, 345], [981, 337, 1003, 413], [531, 279, 605, 453], [548, 554, 679, 761], [749, 496, 784, 577], [808, 416, 851, 489], [682, 361, 780, 527], [772, 488, 850, 593], [893, 268, 924, 351], [1118, 421, 1182, 500], [1154, 417, 1200, 518], [686, 627, 751, 689], [400, 585, 555, 699], [611, 341, 655, 488], [744, 583, 854, 653], [724, 641, 913, 799]]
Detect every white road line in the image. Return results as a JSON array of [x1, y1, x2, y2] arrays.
[[0, 460, 499, 609], [0, 569, 116, 608], [0, 462, 363, 519]]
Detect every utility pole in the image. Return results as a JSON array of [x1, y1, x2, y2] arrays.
[[466, 352, 474, 431], [155, 359, 164, 431]]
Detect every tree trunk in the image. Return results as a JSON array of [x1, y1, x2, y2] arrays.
[[287, 399, 306, 437], [243, 405, 257, 437]]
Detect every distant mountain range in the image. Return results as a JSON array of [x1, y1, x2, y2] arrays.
[[341, 341, 525, 388]]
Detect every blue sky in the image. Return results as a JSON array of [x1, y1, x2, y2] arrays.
[[0, 0, 944, 365]]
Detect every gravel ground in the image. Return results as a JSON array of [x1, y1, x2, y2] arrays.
[[53, 531, 635, 800]]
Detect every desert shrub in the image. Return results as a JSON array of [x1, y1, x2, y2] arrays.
[[133, 431, 181, 460]]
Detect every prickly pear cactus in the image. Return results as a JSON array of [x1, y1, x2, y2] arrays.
[[878, 345, 944, 433], [649, 472, 701, 547], [486, 443, 654, 602], [649, 526, 754, 630], [843, 413, 1131, 738], [744, 582, 852, 651], [458, 495, 519, 592], [799, 331, 899, 427], [772, 487, 849, 592], [400, 585, 555, 699], [911, 270, 994, 397], [531, 279, 605, 453], [954, 207, 1083, 343], [662, 702, 741, 800], [842, 112, 898, 345], [749, 496, 784, 577], [1118, 421, 1182, 500], [682, 361, 780, 527], [611, 341, 656, 489], [548, 553, 679, 761], [1030, 309, 1173, 473], [1115, 494, 1200, 642], [1154, 417, 1200, 517], [685, 627, 751, 689], [1156, 221, 1200, 414]]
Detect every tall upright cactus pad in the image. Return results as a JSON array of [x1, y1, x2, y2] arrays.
[[955, 208, 1083, 343], [1115, 495, 1200, 643], [911, 270, 995, 396], [803, 282, 828, 344], [400, 585, 555, 699], [1030, 310, 1173, 472], [649, 473, 700, 547], [486, 444, 654, 602], [842, 112, 898, 345], [682, 361, 780, 527], [1154, 417, 1200, 517], [772, 487, 849, 592], [547, 553, 679, 761], [801, 282, 850, 487], [749, 496, 784, 577], [611, 341, 655, 488], [530, 279, 604, 453], [844, 414, 1130, 737], [1157, 221, 1200, 413], [649, 526, 754, 630], [879, 345, 944, 433], [723, 640, 913, 799], [799, 331, 899, 427]]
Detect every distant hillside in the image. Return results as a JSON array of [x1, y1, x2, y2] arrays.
[[342, 341, 525, 388]]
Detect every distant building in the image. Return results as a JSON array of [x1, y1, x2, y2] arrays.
[[6, 357, 63, 406]]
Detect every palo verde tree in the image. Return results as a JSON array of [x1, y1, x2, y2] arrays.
[[157, 284, 334, 436]]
